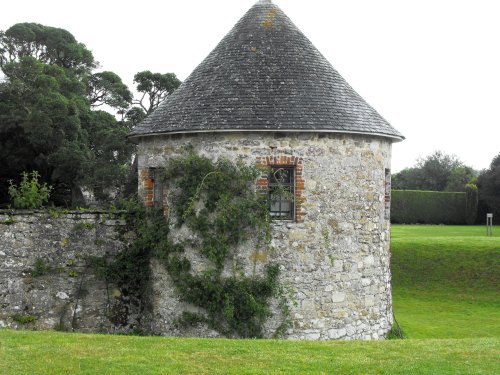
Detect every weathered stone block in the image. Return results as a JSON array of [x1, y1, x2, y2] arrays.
[[331, 292, 346, 303]]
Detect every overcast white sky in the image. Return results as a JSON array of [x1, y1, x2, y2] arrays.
[[2, 0, 499, 172]]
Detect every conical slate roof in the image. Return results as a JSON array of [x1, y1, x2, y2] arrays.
[[129, 0, 403, 141]]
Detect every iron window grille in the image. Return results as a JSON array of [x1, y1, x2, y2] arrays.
[[269, 166, 295, 220]]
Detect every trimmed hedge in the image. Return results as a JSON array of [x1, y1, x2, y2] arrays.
[[391, 190, 466, 224], [465, 184, 479, 225]]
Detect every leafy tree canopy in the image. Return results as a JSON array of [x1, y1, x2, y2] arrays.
[[1, 22, 181, 206], [0, 23, 132, 206], [0, 23, 95, 74], [81, 110, 133, 201], [0, 57, 90, 192], [122, 106, 147, 130], [133, 70, 181, 114], [392, 151, 477, 192], [87, 71, 132, 110]]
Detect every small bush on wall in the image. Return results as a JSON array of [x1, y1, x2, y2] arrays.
[[8, 171, 51, 209]]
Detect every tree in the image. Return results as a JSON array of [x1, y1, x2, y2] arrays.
[[132, 70, 181, 114], [0, 23, 95, 74], [392, 151, 476, 192], [0, 22, 183, 206], [415, 151, 462, 191], [477, 153, 500, 222], [445, 166, 477, 192], [0, 56, 91, 204], [86, 71, 132, 111], [391, 167, 422, 190], [0, 23, 135, 206], [122, 106, 147, 129], [81, 110, 134, 201]]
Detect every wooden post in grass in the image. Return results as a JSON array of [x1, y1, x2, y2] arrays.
[[486, 213, 493, 236]]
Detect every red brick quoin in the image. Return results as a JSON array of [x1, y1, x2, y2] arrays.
[[140, 169, 154, 207], [256, 156, 306, 223]]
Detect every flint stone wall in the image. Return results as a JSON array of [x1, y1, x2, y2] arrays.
[[137, 131, 394, 340], [0, 210, 133, 332]]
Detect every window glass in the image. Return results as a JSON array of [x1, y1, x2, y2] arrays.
[[269, 166, 295, 220], [152, 168, 163, 208]]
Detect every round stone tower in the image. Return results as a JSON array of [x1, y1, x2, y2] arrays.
[[129, 0, 404, 340]]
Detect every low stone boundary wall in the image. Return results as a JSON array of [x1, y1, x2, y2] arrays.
[[0, 210, 129, 332]]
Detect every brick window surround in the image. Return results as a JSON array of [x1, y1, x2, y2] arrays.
[[140, 168, 168, 215], [140, 169, 155, 207], [256, 156, 306, 222]]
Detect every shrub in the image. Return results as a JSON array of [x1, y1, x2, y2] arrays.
[[32, 258, 51, 277], [8, 171, 51, 209], [386, 324, 405, 340], [391, 190, 466, 224], [465, 184, 478, 225], [12, 314, 36, 324]]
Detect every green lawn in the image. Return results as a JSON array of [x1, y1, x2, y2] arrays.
[[0, 330, 498, 374], [391, 225, 500, 339], [1, 224, 499, 374]]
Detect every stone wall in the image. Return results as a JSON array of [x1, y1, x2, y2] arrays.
[[0, 210, 131, 332], [137, 131, 394, 340], [0, 131, 395, 340]]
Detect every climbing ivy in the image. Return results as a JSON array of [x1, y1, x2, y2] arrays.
[[90, 154, 289, 338], [157, 153, 283, 338], [86, 198, 168, 331]]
